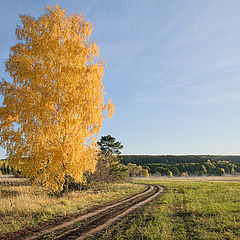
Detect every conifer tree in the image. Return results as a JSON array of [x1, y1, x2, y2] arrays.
[[0, 5, 114, 191], [98, 135, 123, 160]]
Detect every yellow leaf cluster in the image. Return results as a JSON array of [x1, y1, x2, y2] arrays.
[[0, 5, 114, 191]]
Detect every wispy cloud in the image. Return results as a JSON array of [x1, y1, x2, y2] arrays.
[[128, 0, 240, 107]]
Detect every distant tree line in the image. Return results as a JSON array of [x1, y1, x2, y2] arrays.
[[122, 155, 206, 165], [203, 155, 240, 164], [122, 155, 240, 176]]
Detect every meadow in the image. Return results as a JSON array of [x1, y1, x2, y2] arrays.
[[94, 176, 240, 240], [0, 176, 145, 236]]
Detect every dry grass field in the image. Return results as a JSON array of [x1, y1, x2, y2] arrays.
[[0, 176, 145, 236]]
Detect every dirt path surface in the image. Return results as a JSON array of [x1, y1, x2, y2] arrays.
[[20, 185, 164, 240], [75, 185, 164, 240]]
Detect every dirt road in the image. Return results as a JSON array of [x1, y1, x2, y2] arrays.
[[22, 185, 164, 240]]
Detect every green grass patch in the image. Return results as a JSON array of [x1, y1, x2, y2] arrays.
[[94, 177, 240, 240]]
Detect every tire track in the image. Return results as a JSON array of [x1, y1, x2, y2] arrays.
[[25, 185, 164, 240], [75, 185, 164, 240], [54, 186, 163, 240]]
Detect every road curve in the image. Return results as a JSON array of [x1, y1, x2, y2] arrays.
[[25, 185, 164, 240], [75, 185, 164, 240]]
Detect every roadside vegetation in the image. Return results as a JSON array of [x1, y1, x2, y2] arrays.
[[94, 177, 240, 240]]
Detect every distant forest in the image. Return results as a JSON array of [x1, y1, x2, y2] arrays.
[[122, 155, 240, 176]]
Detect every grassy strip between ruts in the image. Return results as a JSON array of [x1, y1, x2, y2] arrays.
[[0, 177, 146, 236], [92, 177, 240, 240]]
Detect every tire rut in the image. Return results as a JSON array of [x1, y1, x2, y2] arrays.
[[25, 185, 164, 240]]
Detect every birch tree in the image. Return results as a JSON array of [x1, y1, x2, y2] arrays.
[[0, 5, 114, 191]]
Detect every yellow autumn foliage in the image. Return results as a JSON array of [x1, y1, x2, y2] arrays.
[[0, 5, 114, 191]]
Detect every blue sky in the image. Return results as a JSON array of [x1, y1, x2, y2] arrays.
[[0, 0, 240, 157]]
